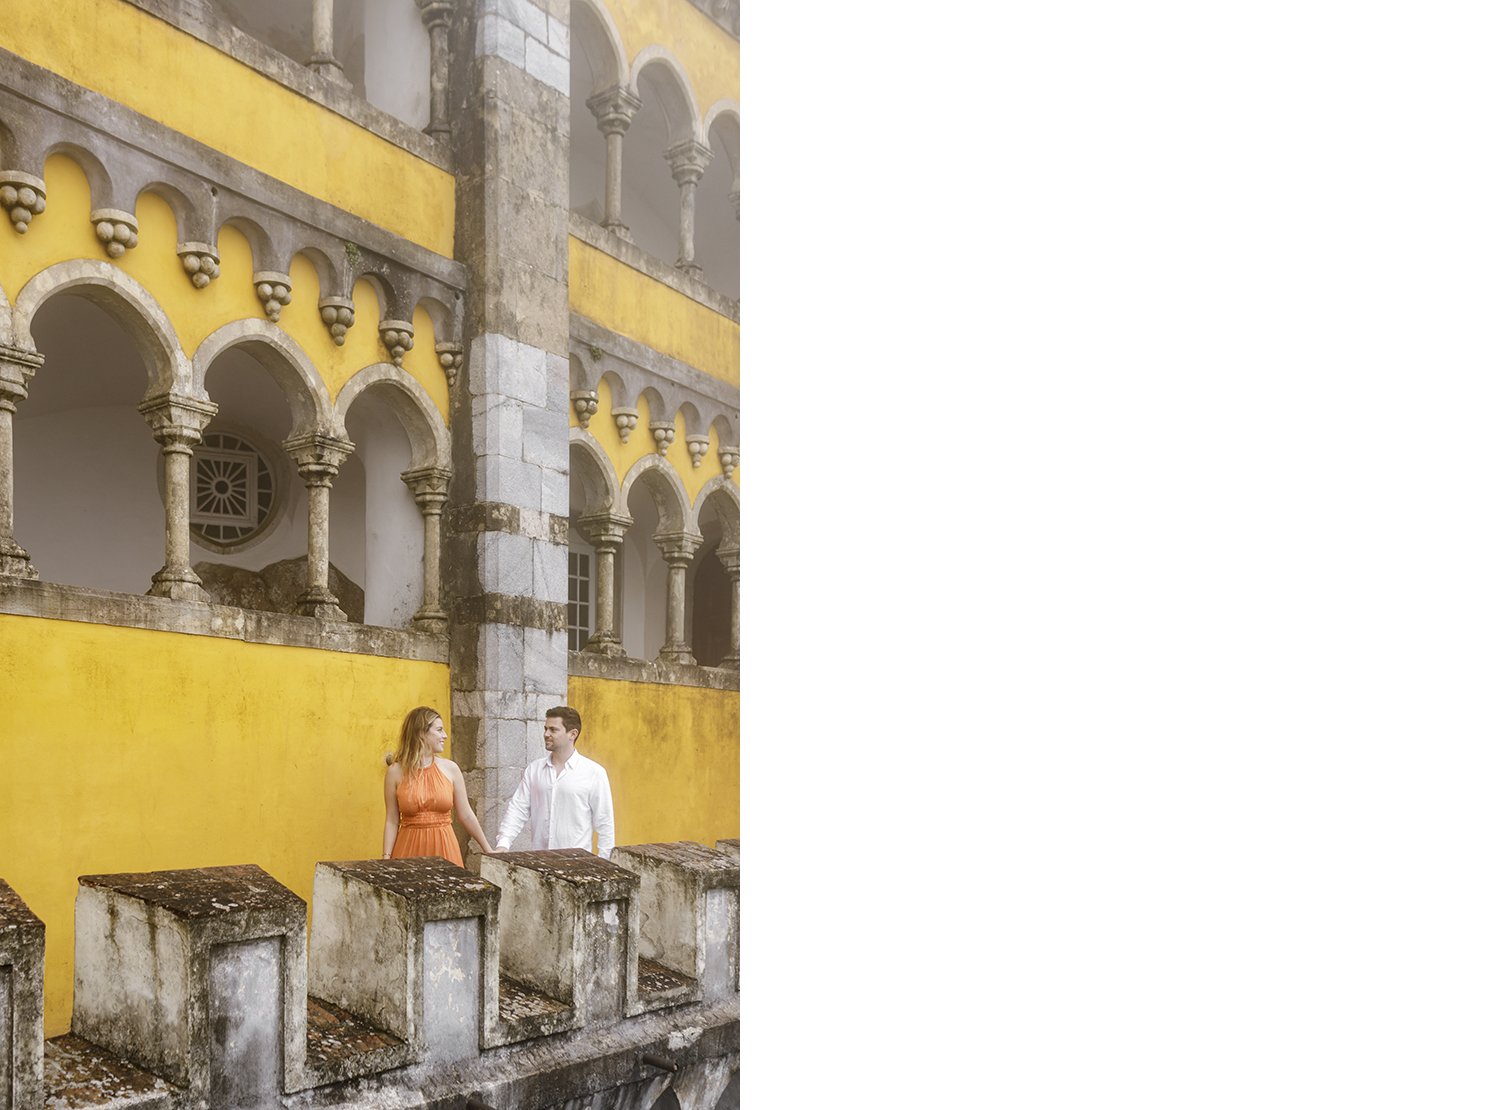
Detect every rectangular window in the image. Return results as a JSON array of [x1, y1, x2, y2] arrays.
[[568, 551, 592, 651]]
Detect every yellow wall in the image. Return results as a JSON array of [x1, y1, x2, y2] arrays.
[[0, 614, 451, 1035], [0, 155, 449, 421], [598, 0, 740, 112], [1, 0, 454, 256], [568, 675, 738, 848], [569, 236, 740, 389]]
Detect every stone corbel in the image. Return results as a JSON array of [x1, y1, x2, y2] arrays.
[[319, 297, 355, 346], [0, 172, 46, 234], [649, 422, 676, 456], [686, 434, 710, 468], [254, 271, 293, 321], [719, 445, 738, 478], [177, 243, 220, 289], [436, 341, 464, 386], [380, 319, 415, 366], [571, 390, 599, 429], [613, 407, 639, 443], [91, 209, 139, 258]]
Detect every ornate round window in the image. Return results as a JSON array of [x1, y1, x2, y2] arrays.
[[189, 430, 278, 551]]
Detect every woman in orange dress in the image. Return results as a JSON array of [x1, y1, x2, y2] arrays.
[[382, 706, 491, 865]]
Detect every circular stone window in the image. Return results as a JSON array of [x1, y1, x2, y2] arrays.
[[189, 430, 278, 552]]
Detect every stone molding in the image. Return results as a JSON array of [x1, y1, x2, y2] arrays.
[[0, 577, 449, 661], [686, 0, 740, 39], [567, 649, 740, 691], [569, 213, 739, 321]]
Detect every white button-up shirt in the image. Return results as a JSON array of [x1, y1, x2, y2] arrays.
[[495, 751, 615, 857]]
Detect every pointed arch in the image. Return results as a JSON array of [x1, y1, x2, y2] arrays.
[[14, 260, 191, 396], [569, 430, 618, 517], [192, 318, 333, 438], [692, 477, 740, 545], [135, 181, 196, 245], [629, 49, 704, 145], [293, 246, 343, 300], [42, 143, 115, 209], [571, 0, 629, 93], [219, 215, 277, 273], [334, 364, 451, 470], [619, 452, 692, 534]]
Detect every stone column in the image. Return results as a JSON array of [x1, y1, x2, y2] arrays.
[[586, 87, 642, 240], [716, 543, 738, 669], [665, 140, 713, 279], [138, 393, 219, 602], [0, 345, 43, 579], [403, 464, 452, 632], [284, 433, 354, 620], [655, 531, 702, 665], [579, 512, 631, 657], [308, 0, 350, 86], [416, 1, 454, 137]]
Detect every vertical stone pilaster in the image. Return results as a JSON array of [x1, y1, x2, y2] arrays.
[[284, 433, 354, 621], [138, 392, 219, 602], [0, 345, 42, 579], [586, 87, 642, 240], [656, 531, 701, 665], [716, 542, 739, 669], [579, 512, 631, 657], [448, 0, 573, 838], [417, 0, 455, 137], [403, 465, 453, 632], [665, 139, 713, 279]]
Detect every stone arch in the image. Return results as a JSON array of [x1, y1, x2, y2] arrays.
[[0, 119, 18, 165], [693, 478, 740, 545], [638, 385, 668, 425], [572, 0, 629, 93], [13, 260, 191, 396], [42, 143, 115, 209], [598, 367, 628, 403], [0, 275, 11, 347], [192, 318, 333, 437], [677, 400, 706, 438], [219, 215, 277, 273], [353, 270, 398, 320], [569, 430, 617, 517], [333, 364, 450, 470], [619, 453, 691, 534], [293, 246, 344, 299], [135, 181, 196, 244], [414, 295, 454, 340], [629, 49, 704, 146], [703, 100, 741, 179], [710, 413, 737, 445]]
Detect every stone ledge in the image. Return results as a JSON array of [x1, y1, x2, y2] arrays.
[[567, 650, 740, 691], [122, 0, 452, 171], [569, 215, 740, 322], [0, 578, 449, 663], [570, 313, 741, 411]]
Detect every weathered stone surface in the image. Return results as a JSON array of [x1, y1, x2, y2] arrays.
[[0, 879, 44, 1110], [196, 557, 365, 624], [42, 1034, 176, 1110]]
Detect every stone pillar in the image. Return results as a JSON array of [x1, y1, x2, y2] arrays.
[[716, 542, 738, 669], [138, 392, 219, 602], [447, 2, 573, 838], [416, 1, 454, 137], [284, 433, 354, 620], [0, 345, 43, 579], [308, 0, 350, 85], [579, 512, 631, 657], [665, 140, 713, 279], [586, 87, 642, 241], [403, 465, 452, 633], [655, 531, 701, 665]]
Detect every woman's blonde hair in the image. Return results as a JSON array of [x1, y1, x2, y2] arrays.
[[388, 705, 441, 776]]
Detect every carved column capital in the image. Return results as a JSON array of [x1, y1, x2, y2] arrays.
[[655, 530, 703, 566], [0, 345, 43, 410], [401, 464, 452, 510], [283, 433, 354, 483], [414, 0, 454, 27], [137, 393, 218, 449], [586, 87, 643, 135], [665, 140, 713, 187], [579, 512, 633, 549], [716, 543, 739, 577]]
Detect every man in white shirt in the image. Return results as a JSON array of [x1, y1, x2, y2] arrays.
[[493, 705, 616, 858]]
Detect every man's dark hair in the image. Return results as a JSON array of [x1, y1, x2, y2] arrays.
[[547, 705, 583, 738]]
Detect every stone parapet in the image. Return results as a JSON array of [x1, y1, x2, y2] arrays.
[[0, 881, 44, 1110]]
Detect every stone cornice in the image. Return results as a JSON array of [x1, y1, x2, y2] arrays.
[[569, 214, 738, 322], [568, 649, 740, 691]]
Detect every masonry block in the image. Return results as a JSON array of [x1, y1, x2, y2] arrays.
[[0, 881, 43, 1110], [612, 843, 740, 1016], [71, 865, 309, 1105]]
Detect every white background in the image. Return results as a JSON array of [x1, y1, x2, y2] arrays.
[[748, 2, 1500, 1105]]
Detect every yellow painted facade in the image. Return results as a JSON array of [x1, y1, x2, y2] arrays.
[[0, 613, 450, 1035], [0, 1, 455, 256], [567, 676, 739, 848], [597, 0, 740, 111], [0, 156, 449, 420], [568, 236, 740, 389]]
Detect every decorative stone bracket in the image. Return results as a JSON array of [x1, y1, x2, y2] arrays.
[[0, 171, 45, 233], [436, 340, 464, 386], [91, 208, 139, 258], [178, 242, 221, 288], [719, 445, 739, 478], [649, 421, 676, 456], [686, 434, 710, 468], [380, 319, 415, 367], [612, 407, 638, 443], [319, 296, 355, 345], [571, 389, 599, 429], [254, 271, 293, 321]]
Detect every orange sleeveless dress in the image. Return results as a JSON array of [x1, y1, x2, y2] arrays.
[[391, 762, 464, 866]]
